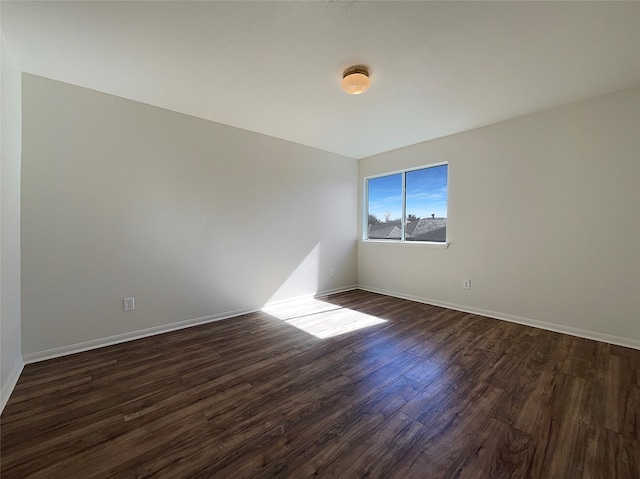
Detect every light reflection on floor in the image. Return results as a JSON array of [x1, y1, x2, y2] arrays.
[[262, 297, 387, 339]]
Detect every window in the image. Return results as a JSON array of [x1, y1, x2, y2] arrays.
[[365, 163, 448, 243]]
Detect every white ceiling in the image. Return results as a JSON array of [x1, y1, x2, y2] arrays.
[[2, 1, 639, 159]]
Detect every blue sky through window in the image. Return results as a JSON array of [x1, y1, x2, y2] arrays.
[[367, 173, 402, 222], [368, 165, 448, 222]]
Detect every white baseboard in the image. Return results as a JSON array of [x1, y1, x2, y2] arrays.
[[315, 285, 359, 297], [1, 358, 25, 413], [20, 282, 637, 368], [22, 285, 359, 365], [358, 286, 640, 350], [263, 285, 359, 308], [22, 306, 260, 364]]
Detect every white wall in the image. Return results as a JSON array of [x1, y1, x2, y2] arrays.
[[15, 73, 640, 365], [21, 74, 358, 358], [358, 86, 640, 347], [1, 34, 24, 409]]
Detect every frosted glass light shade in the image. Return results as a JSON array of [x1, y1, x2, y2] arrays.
[[341, 68, 370, 95]]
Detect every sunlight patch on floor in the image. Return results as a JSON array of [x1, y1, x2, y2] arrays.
[[262, 297, 387, 339]]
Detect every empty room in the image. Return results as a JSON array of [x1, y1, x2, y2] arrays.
[[1, 1, 639, 478]]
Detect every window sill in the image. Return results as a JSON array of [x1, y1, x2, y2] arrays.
[[360, 239, 450, 249]]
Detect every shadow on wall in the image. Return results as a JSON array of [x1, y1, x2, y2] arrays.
[[261, 239, 357, 306], [265, 243, 323, 304]]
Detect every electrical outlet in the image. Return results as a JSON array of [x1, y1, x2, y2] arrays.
[[463, 280, 471, 290], [330, 268, 335, 277], [123, 297, 135, 311]]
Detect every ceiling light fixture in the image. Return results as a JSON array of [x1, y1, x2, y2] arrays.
[[341, 66, 370, 95]]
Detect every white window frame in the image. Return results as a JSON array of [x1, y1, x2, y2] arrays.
[[363, 162, 449, 247]]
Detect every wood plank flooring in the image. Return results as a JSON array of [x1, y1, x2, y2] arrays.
[[2, 290, 639, 478]]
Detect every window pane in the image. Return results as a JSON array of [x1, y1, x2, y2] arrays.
[[367, 173, 402, 240], [405, 165, 448, 242]]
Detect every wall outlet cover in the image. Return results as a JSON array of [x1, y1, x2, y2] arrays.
[[124, 297, 135, 311]]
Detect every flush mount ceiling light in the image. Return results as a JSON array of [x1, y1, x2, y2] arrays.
[[341, 66, 370, 95]]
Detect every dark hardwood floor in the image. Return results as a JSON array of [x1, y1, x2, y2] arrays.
[[2, 290, 639, 478]]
